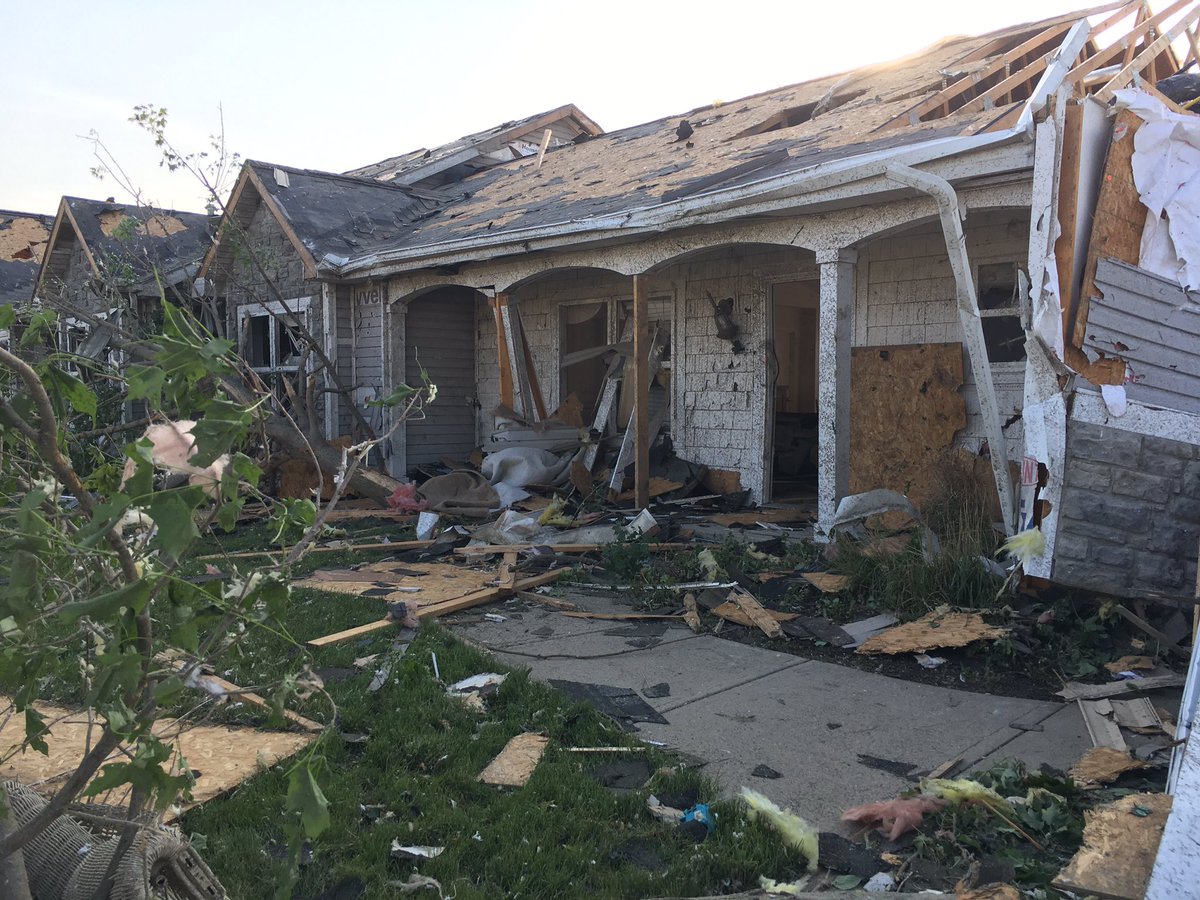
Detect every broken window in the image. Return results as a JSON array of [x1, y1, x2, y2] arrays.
[[976, 262, 1026, 363], [559, 302, 610, 418], [239, 297, 311, 374]]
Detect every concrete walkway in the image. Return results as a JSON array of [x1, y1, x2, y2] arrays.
[[450, 589, 1092, 829]]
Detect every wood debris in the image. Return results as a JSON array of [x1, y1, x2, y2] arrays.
[[1070, 747, 1148, 787], [0, 699, 315, 820], [683, 593, 701, 632], [712, 589, 790, 636], [801, 572, 850, 593], [296, 561, 495, 605], [478, 733, 549, 787], [856, 611, 1007, 655], [616, 477, 684, 502], [706, 507, 813, 527], [560, 612, 684, 621], [1056, 672, 1187, 701], [1104, 654, 1156, 673], [956, 885, 1020, 900], [1079, 699, 1128, 751], [1053, 793, 1171, 900]]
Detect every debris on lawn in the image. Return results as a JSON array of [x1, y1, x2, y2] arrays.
[[741, 787, 818, 872], [477, 732, 549, 787], [447, 672, 507, 711], [646, 794, 685, 825], [679, 802, 715, 841], [1053, 793, 1172, 900], [389, 842, 445, 861], [842, 796, 948, 840], [856, 610, 1008, 655], [548, 680, 668, 725], [1069, 747, 1149, 787]]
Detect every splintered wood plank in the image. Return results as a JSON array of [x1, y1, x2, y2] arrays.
[[616, 477, 684, 502], [706, 507, 814, 527], [1073, 109, 1145, 351], [560, 612, 685, 621], [305, 569, 566, 648], [716, 588, 787, 637], [855, 611, 1008, 655], [1057, 673, 1187, 701], [159, 656, 323, 732], [296, 561, 495, 607], [1054, 793, 1171, 900], [478, 733, 549, 787]]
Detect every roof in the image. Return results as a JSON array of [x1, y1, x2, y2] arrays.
[[345, 104, 604, 187], [0, 209, 54, 305], [204, 162, 455, 279], [40, 198, 214, 294], [333, 1, 1170, 271]]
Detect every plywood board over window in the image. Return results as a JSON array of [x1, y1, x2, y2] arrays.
[[849, 343, 967, 513]]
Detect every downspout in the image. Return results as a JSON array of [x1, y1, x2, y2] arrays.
[[887, 164, 1017, 535]]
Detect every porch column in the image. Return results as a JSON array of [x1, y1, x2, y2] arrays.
[[815, 247, 856, 538], [632, 273, 650, 509]]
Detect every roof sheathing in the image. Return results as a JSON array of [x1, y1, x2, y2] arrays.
[[340, 11, 1083, 267], [0, 209, 55, 305]]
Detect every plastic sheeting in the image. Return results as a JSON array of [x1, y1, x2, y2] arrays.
[[1115, 89, 1200, 292]]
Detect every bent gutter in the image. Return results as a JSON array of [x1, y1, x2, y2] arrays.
[[887, 164, 1017, 535], [334, 127, 1031, 277]]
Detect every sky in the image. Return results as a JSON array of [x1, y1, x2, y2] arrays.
[[0, 0, 1132, 215]]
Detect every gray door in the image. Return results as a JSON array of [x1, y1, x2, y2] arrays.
[[404, 289, 477, 467]]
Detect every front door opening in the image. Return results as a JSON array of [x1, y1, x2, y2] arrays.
[[770, 280, 819, 501]]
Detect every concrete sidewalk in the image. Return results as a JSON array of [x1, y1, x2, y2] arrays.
[[450, 589, 1092, 829]]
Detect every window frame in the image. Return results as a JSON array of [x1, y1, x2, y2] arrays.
[[237, 296, 312, 375]]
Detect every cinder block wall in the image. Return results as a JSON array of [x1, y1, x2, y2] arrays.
[[1055, 420, 1200, 597]]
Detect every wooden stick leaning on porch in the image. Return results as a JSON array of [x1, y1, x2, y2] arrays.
[[306, 568, 566, 648]]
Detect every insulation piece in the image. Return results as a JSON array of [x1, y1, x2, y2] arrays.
[[477, 733, 549, 787], [855, 611, 1008, 655], [1053, 792, 1171, 900]]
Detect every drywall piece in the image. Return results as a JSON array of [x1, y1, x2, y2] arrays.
[[1055, 793, 1171, 900], [1069, 747, 1148, 787], [0, 700, 315, 817], [477, 733, 550, 788], [848, 344, 967, 515], [855, 611, 1007, 655]]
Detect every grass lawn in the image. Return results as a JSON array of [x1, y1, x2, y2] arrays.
[[173, 522, 809, 899]]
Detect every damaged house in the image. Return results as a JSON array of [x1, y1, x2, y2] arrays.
[[34, 196, 213, 359], [196, 2, 1196, 563], [0, 209, 54, 311]]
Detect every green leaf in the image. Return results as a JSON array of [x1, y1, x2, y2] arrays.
[[74, 496, 132, 550], [0, 305, 14, 330], [368, 383, 415, 408], [191, 397, 252, 466], [833, 875, 861, 891], [286, 764, 330, 839], [1, 549, 41, 624], [147, 491, 201, 559], [25, 707, 49, 755], [42, 367, 97, 424], [127, 365, 166, 404], [59, 579, 153, 623]]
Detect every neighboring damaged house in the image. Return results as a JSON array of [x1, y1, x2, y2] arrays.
[[0, 209, 54, 310], [201, 105, 604, 454], [36, 197, 213, 357]]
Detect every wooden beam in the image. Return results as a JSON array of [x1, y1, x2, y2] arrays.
[[492, 294, 515, 409], [158, 656, 324, 732], [877, 20, 1078, 130], [455, 542, 701, 556], [199, 540, 433, 560], [1066, 0, 1193, 86], [516, 308, 548, 420], [632, 274, 650, 509], [305, 569, 565, 647], [1097, 3, 1200, 102]]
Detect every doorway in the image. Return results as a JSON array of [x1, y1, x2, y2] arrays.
[[768, 280, 819, 501]]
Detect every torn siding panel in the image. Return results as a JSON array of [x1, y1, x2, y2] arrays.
[[1086, 258, 1200, 415], [352, 283, 386, 423]]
